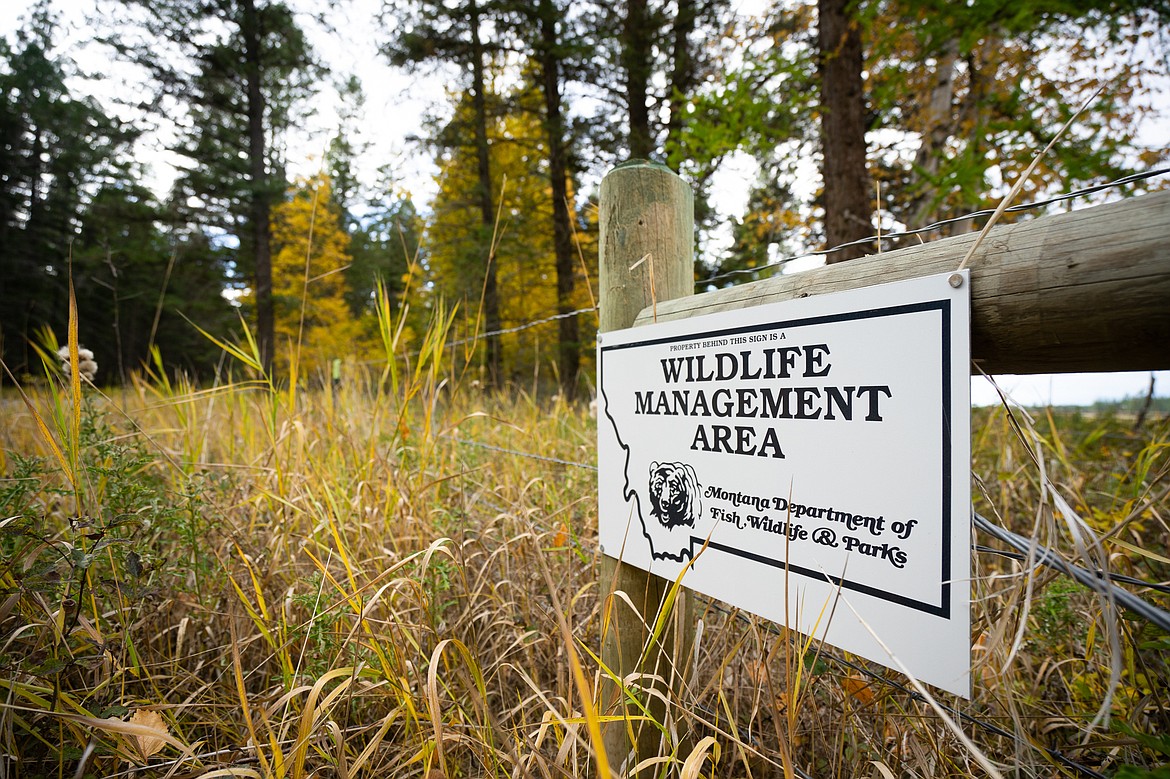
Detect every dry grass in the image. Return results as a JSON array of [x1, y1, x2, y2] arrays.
[[1, 311, 1168, 778]]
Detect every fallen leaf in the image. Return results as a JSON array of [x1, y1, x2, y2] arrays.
[[843, 674, 875, 705], [129, 709, 169, 759]]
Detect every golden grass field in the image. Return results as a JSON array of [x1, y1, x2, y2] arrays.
[[1, 317, 1168, 778]]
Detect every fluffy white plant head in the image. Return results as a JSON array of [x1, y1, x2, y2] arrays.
[[57, 345, 98, 382]]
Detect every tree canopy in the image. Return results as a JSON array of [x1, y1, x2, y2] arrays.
[[1, 0, 1166, 391], [0, 4, 136, 375]]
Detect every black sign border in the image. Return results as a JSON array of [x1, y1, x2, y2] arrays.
[[599, 298, 954, 619]]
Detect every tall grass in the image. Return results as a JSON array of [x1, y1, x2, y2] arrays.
[[1, 303, 1167, 777]]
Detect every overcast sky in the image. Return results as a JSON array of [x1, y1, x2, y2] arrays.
[[5, 0, 1167, 407]]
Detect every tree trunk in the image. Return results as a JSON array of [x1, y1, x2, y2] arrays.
[[242, 0, 275, 374], [907, 38, 958, 230], [469, 0, 501, 386], [665, 0, 696, 159], [537, 0, 580, 397], [817, 0, 871, 263], [948, 39, 1000, 235], [622, 0, 653, 159], [1133, 373, 1156, 431]]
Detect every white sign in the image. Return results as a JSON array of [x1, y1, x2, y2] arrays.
[[597, 271, 971, 696]]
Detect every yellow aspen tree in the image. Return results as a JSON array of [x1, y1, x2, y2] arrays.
[[428, 101, 597, 387], [270, 174, 366, 378]]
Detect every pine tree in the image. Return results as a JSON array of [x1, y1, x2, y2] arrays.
[[427, 98, 595, 387], [106, 0, 320, 376], [0, 2, 136, 376], [817, 0, 872, 262], [607, 0, 730, 163], [382, 0, 506, 385], [504, 0, 591, 396], [72, 184, 235, 382]]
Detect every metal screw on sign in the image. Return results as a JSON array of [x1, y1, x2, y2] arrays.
[[949, 273, 964, 288]]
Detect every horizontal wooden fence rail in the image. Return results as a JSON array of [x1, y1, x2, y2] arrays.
[[635, 189, 1170, 375]]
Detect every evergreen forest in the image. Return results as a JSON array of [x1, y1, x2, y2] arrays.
[[2, 0, 1167, 395]]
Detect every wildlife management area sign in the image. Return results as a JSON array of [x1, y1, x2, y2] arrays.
[[597, 271, 972, 696]]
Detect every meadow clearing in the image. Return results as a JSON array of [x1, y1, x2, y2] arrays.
[[1, 322, 1168, 778]]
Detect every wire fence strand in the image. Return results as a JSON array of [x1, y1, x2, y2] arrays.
[[441, 306, 600, 351], [376, 167, 1168, 360], [695, 167, 1170, 289], [445, 431, 1170, 637], [453, 436, 598, 471]]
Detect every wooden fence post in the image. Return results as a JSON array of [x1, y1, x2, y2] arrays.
[[598, 160, 695, 774]]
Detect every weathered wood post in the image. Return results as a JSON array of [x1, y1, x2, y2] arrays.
[[598, 160, 695, 774]]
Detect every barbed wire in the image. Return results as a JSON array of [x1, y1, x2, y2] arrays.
[[447, 433, 1170, 621], [441, 306, 600, 351], [974, 512, 1170, 632], [975, 544, 1170, 596], [372, 167, 1167, 362], [453, 435, 598, 471], [696, 166, 1170, 289]]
